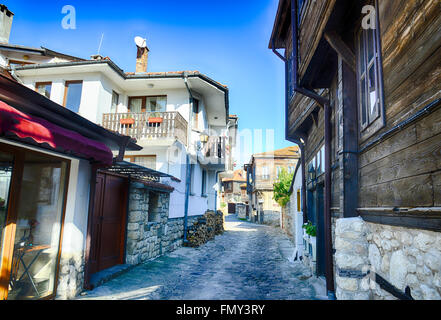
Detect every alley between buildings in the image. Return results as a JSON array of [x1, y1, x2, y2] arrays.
[[78, 215, 324, 300]]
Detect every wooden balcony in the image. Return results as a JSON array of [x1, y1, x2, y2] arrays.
[[102, 112, 188, 146], [203, 136, 227, 164]]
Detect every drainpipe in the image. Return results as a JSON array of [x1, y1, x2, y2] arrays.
[[182, 72, 194, 243], [271, 0, 335, 300]]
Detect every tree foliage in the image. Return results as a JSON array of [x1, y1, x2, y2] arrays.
[[273, 168, 294, 208]]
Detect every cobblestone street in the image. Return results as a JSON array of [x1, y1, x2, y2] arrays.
[[78, 215, 323, 300]]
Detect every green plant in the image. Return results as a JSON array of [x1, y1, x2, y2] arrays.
[[220, 202, 226, 209], [273, 168, 294, 208], [302, 221, 317, 237]]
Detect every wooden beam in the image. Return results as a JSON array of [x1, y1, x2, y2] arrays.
[[360, 211, 441, 232], [324, 31, 356, 72]]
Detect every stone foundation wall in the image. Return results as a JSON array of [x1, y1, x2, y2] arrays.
[[335, 217, 441, 300], [56, 252, 85, 300], [185, 211, 225, 247], [126, 182, 200, 265], [334, 217, 371, 300]]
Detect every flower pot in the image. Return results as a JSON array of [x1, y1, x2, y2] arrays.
[[120, 118, 135, 125], [148, 117, 163, 124]]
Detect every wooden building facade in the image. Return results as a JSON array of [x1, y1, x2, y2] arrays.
[[270, 0, 441, 300]]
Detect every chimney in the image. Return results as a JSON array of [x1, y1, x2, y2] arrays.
[[136, 46, 149, 73], [0, 5, 14, 44]]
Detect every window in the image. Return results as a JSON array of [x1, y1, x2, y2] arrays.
[[63, 81, 83, 113], [124, 156, 156, 170], [297, 190, 301, 212], [192, 99, 200, 130], [111, 91, 119, 113], [357, 26, 383, 131], [201, 169, 207, 196], [260, 166, 270, 180], [128, 96, 167, 113], [35, 82, 52, 99], [317, 145, 325, 175]]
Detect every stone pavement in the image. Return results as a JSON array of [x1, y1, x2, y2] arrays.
[[77, 214, 325, 300]]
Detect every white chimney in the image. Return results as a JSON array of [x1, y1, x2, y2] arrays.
[[0, 5, 13, 44]]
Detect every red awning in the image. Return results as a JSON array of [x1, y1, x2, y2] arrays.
[[0, 101, 113, 165]]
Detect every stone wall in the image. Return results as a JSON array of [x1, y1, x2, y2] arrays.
[[56, 252, 85, 300], [281, 205, 294, 241], [366, 222, 441, 300], [334, 217, 441, 300], [334, 217, 371, 300], [185, 211, 224, 247], [236, 203, 247, 219], [261, 210, 280, 227], [126, 182, 200, 265]]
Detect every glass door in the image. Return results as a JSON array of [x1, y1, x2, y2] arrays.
[[0, 144, 69, 300], [7, 152, 68, 300], [0, 151, 13, 261]]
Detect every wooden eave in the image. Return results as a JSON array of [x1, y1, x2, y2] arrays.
[[269, 0, 290, 49]]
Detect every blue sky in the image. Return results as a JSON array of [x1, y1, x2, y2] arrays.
[[4, 0, 293, 166]]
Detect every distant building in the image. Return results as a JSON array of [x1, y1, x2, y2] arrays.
[[221, 169, 246, 214], [244, 146, 300, 226]]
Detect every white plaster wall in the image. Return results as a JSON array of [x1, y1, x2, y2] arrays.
[[206, 170, 218, 211], [292, 165, 304, 256], [61, 159, 91, 255]]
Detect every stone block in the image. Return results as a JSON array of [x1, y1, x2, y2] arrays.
[[389, 250, 409, 290], [336, 276, 358, 291], [424, 249, 441, 272], [414, 233, 435, 252], [369, 244, 382, 272], [335, 252, 367, 269], [420, 284, 441, 300]]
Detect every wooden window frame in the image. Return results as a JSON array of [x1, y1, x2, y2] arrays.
[[0, 142, 70, 300], [355, 1, 386, 141], [127, 95, 167, 113], [111, 91, 120, 113], [192, 98, 200, 130], [35, 82, 52, 99], [63, 80, 83, 110]]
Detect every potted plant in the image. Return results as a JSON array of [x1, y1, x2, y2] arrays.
[[120, 115, 135, 125], [148, 112, 163, 124], [0, 197, 5, 209]]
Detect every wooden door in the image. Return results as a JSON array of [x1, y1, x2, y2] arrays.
[[89, 173, 128, 274]]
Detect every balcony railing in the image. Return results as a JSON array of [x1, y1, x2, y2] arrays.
[[102, 112, 188, 146], [203, 136, 227, 163]]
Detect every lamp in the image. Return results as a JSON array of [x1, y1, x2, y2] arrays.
[[200, 133, 209, 144]]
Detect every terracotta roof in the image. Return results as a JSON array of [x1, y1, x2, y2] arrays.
[[0, 67, 14, 81], [253, 146, 300, 158], [222, 169, 246, 182]]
